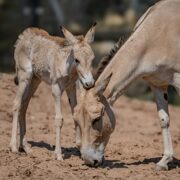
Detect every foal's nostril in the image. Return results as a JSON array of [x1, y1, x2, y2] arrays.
[[93, 160, 99, 166], [85, 82, 89, 87]]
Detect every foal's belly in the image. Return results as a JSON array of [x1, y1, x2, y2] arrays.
[[35, 70, 77, 91]]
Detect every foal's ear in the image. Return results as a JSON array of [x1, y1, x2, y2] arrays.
[[60, 26, 78, 44], [95, 73, 112, 94], [84, 22, 97, 44]]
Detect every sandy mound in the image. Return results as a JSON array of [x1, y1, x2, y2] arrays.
[[0, 73, 179, 179]]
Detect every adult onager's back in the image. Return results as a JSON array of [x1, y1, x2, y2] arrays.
[[9, 25, 96, 160], [73, 0, 180, 170]]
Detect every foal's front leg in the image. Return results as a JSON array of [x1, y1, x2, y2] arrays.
[[52, 83, 63, 160], [151, 86, 173, 170]]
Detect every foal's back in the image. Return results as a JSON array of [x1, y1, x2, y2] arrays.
[[14, 28, 66, 78]]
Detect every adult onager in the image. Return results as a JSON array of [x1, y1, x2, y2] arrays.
[[9, 25, 96, 160], [73, 0, 180, 170]]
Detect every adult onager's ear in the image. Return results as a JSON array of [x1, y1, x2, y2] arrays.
[[95, 73, 112, 94], [60, 26, 78, 44], [84, 22, 97, 44]]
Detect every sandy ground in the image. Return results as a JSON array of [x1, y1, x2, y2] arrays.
[[0, 73, 179, 180]]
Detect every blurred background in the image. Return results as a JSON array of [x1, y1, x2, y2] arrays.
[[0, 0, 179, 104]]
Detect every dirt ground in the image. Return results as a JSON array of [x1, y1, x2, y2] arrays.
[[0, 73, 179, 180]]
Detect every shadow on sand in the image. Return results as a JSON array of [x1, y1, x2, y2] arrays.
[[101, 159, 128, 169], [28, 141, 179, 170], [28, 140, 80, 159], [126, 157, 180, 170]]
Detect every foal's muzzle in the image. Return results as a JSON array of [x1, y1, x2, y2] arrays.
[[81, 74, 95, 89]]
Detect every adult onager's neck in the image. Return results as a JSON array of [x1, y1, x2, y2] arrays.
[[96, 0, 180, 104], [97, 30, 146, 103]]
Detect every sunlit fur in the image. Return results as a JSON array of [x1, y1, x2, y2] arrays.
[[9, 25, 96, 160]]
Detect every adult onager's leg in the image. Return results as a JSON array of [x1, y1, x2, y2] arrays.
[[151, 86, 173, 170], [66, 84, 81, 148], [52, 83, 63, 160]]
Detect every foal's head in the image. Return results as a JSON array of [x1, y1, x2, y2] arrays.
[[73, 75, 115, 166], [61, 24, 96, 89]]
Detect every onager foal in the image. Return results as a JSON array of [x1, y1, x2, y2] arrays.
[[9, 25, 96, 160], [74, 0, 180, 170]]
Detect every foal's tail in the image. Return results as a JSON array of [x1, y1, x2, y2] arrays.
[[14, 76, 19, 85], [14, 66, 19, 85]]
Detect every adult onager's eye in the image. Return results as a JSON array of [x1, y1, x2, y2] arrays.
[[92, 117, 101, 126], [75, 59, 80, 64]]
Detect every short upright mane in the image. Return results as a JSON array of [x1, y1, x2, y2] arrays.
[[29, 27, 66, 46], [14, 27, 66, 48], [94, 34, 129, 80]]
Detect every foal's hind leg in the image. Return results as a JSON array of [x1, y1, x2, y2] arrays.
[[9, 70, 40, 153], [9, 70, 32, 152], [18, 76, 40, 153], [151, 86, 173, 171]]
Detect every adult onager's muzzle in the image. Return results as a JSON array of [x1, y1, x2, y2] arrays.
[[81, 146, 104, 167]]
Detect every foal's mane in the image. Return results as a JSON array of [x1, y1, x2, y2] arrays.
[[15, 27, 85, 48], [94, 34, 130, 80]]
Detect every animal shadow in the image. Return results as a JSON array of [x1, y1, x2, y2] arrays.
[[28, 141, 55, 151], [28, 140, 54, 151], [101, 159, 128, 169], [62, 147, 81, 159], [127, 156, 180, 170], [28, 140, 80, 159]]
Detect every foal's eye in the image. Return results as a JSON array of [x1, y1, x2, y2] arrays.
[[75, 59, 80, 64], [92, 117, 101, 126]]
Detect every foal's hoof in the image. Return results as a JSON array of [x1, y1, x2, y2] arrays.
[[76, 143, 81, 150], [56, 154, 64, 161], [156, 163, 168, 171], [9, 145, 18, 153], [75, 138, 81, 149]]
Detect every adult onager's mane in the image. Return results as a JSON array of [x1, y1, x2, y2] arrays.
[[94, 0, 163, 81], [94, 35, 129, 80]]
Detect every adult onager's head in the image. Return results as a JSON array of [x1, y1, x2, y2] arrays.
[[62, 24, 96, 89], [74, 75, 115, 166]]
